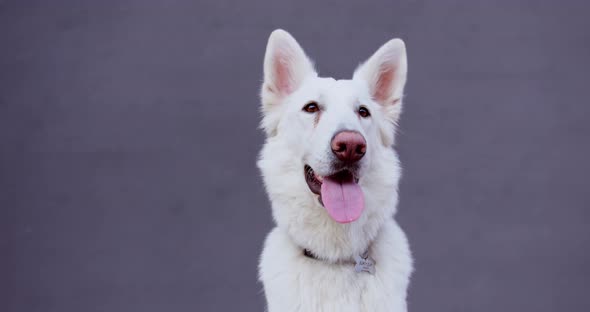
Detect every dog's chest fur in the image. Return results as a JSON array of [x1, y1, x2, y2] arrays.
[[259, 220, 412, 312]]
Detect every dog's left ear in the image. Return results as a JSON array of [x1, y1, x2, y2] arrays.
[[261, 30, 316, 108], [260, 29, 316, 136], [353, 39, 407, 124]]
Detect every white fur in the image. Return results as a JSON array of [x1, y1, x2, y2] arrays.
[[257, 29, 413, 312]]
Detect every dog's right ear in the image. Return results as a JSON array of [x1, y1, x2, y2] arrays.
[[353, 39, 407, 123], [261, 29, 316, 116]]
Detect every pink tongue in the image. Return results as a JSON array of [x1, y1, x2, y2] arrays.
[[320, 176, 365, 223]]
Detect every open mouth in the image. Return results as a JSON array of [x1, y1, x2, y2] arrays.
[[304, 165, 365, 224]]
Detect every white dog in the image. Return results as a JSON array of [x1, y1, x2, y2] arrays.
[[257, 29, 413, 312]]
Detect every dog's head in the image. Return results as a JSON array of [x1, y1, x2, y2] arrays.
[[258, 29, 407, 226]]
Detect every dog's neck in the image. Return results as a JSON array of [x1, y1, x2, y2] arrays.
[[272, 187, 396, 262]]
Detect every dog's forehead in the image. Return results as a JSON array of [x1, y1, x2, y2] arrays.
[[317, 78, 362, 106]]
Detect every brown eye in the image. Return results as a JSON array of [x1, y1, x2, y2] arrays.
[[302, 102, 320, 113], [358, 106, 371, 118]]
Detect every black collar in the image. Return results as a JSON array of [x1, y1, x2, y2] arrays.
[[303, 248, 319, 260], [301, 248, 376, 274]]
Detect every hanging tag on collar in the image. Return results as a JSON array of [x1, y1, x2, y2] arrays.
[[354, 251, 375, 274]]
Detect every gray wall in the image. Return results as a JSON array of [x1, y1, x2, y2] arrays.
[[2, 1, 589, 311]]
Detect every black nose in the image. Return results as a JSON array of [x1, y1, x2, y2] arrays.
[[331, 131, 366, 163]]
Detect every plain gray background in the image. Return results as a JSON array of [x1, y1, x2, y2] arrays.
[[2, 1, 589, 311]]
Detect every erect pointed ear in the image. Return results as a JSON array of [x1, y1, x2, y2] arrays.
[[353, 39, 407, 123], [261, 29, 316, 109]]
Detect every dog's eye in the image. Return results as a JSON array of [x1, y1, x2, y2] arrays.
[[302, 102, 320, 113], [358, 106, 371, 118]]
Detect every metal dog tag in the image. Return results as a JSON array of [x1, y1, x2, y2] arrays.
[[354, 252, 375, 274]]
